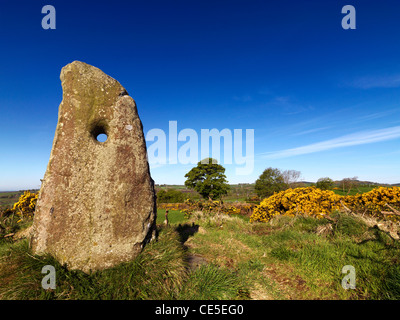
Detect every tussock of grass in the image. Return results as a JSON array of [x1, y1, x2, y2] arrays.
[[178, 264, 246, 300]]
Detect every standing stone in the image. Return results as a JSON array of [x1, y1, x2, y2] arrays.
[[30, 61, 157, 273]]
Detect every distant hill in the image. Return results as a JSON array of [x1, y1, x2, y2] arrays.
[[155, 180, 399, 188]]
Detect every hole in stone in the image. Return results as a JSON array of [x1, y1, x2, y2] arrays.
[[90, 121, 109, 143], [96, 133, 108, 142]]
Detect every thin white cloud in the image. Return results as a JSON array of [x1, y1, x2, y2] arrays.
[[356, 109, 399, 121], [350, 75, 400, 89], [262, 126, 400, 159], [291, 126, 331, 136], [267, 96, 314, 116]]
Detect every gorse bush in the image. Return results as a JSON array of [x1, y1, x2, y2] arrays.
[[12, 191, 38, 219], [343, 186, 400, 218], [250, 186, 400, 223], [250, 187, 342, 222], [0, 191, 38, 239]]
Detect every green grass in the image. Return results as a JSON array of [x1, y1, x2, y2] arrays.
[[0, 191, 23, 210], [0, 223, 244, 300], [155, 184, 257, 203], [183, 211, 400, 300], [156, 209, 186, 225], [178, 263, 248, 300], [1, 208, 400, 300], [332, 185, 377, 196]]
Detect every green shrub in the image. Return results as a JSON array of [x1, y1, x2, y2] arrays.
[[157, 189, 186, 203]]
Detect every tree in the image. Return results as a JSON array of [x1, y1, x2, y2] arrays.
[[254, 167, 287, 199], [281, 170, 302, 188], [184, 158, 230, 200], [341, 177, 358, 194], [316, 177, 334, 190]]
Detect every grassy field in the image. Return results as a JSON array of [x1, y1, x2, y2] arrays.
[[0, 184, 384, 211], [332, 185, 377, 196], [1, 208, 399, 300], [182, 211, 400, 299], [156, 183, 384, 203], [1, 184, 399, 300], [0, 191, 23, 210], [0, 218, 247, 300], [156, 184, 257, 203], [156, 208, 186, 225]]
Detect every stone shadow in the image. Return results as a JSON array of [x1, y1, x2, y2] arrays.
[[175, 222, 199, 244], [174, 222, 208, 270]]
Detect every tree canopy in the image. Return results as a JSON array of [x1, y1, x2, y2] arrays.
[[316, 177, 334, 190], [184, 158, 230, 200], [254, 167, 287, 199]]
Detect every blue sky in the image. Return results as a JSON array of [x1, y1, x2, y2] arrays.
[[0, 0, 400, 191]]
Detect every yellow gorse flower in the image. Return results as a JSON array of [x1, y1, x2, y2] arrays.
[[12, 191, 38, 219], [250, 186, 400, 223]]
